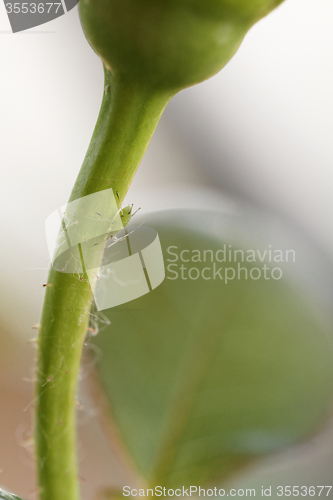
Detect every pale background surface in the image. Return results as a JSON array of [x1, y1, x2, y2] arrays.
[[0, 0, 333, 498]]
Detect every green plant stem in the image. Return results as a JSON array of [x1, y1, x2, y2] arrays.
[[35, 67, 171, 500]]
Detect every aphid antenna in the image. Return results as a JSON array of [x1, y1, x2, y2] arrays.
[[132, 207, 141, 217]]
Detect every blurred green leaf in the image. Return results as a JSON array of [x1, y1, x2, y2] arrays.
[[0, 487, 24, 500], [91, 211, 333, 488]]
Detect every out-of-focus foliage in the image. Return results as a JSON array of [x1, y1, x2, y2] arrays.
[[91, 210, 333, 488], [0, 487, 24, 500]]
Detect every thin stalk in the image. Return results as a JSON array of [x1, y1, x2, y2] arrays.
[[35, 67, 171, 500]]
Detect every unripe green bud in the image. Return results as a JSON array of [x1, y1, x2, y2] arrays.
[[79, 0, 284, 92]]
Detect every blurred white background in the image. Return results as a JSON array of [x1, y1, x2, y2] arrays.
[[0, 0, 333, 498]]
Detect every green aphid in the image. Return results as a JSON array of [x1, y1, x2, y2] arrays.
[[119, 204, 140, 228], [106, 201, 141, 242], [116, 190, 141, 230]]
